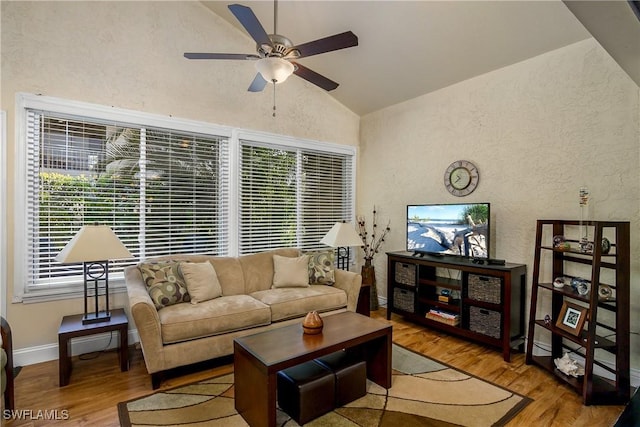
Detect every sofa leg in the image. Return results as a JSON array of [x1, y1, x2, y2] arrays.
[[151, 372, 164, 389]]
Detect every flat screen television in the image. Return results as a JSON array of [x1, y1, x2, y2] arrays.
[[406, 203, 490, 258]]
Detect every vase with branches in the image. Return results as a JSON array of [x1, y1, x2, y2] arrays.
[[357, 207, 391, 311], [357, 207, 391, 263]]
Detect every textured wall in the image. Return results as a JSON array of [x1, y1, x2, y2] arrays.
[[359, 38, 639, 363], [1, 1, 359, 351]]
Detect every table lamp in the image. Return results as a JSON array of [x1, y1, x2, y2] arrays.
[[320, 221, 363, 270], [55, 225, 132, 324]]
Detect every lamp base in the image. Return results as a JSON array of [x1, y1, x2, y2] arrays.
[[336, 247, 350, 270], [82, 311, 111, 325]]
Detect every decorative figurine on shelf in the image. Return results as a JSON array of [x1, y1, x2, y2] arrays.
[[576, 281, 590, 296], [553, 277, 567, 288], [579, 240, 594, 253], [578, 187, 591, 253], [598, 284, 613, 301], [571, 277, 589, 294], [554, 352, 585, 377], [553, 235, 571, 251], [544, 314, 551, 325]]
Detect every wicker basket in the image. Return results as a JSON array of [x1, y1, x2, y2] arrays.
[[395, 262, 416, 287], [468, 306, 501, 339], [468, 274, 502, 304], [393, 288, 415, 313]]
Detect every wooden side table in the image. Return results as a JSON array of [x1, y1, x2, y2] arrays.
[[58, 308, 129, 387]]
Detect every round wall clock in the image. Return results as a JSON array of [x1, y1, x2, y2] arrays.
[[444, 160, 479, 197]]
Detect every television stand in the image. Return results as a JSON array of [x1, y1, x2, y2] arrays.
[[386, 251, 526, 362]]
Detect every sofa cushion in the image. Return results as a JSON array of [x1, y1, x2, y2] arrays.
[[239, 248, 301, 294], [273, 254, 310, 288], [139, 261, 191, 309], [209, 257, 245, 296], [306, 250, 335, 285], [251, 285, 347, 322], [157, 295, 271, 344], [180, 261, 222, 304]]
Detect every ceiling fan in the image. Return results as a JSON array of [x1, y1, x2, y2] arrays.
[[184, 1, 358, 92]]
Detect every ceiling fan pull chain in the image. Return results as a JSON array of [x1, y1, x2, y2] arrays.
[[272, 81, 277, 117]]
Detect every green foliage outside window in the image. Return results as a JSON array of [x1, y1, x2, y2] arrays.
[[38, 171, 139, 253]]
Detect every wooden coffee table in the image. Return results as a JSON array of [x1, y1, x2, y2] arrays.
[[234, 311, 392, 427]]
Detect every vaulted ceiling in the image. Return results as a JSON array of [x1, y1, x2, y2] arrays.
[[201, 1, 639, 116]]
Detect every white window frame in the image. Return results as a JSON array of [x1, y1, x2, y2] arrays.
[[1, 110, 6, 315], [13, 93, 357, 303]]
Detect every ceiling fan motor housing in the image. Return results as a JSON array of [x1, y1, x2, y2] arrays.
[[259, 34, 299, 59]]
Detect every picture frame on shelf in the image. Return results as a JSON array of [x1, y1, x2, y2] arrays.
[[555, 302, 588, 336]]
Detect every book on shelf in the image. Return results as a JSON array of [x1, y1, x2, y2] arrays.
[[437, 296, 460, 305], [427, 309, 458, 319], [426, 309, 460, 326]]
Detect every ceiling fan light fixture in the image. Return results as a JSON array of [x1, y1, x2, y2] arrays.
[[255, 57, 294, 84]]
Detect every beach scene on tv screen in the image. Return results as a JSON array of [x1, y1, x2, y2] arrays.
[[407, 204, 489, 258]]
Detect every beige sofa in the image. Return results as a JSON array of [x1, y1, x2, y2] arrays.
[[125, 248, 362, 388]]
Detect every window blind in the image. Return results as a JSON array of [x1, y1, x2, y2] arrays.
[[25, 109, 229, 289], [238, 140, 354, 255], [143, 128, 229, 258]]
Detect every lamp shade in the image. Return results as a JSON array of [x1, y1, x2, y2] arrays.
[[255, 57, 295, 84], [55, 225, 132, 263], [320, 222, 363, 248]]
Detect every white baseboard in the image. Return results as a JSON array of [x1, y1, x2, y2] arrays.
[[13, 329, 139, 367]]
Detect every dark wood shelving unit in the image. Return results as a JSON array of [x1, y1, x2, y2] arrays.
[[386, 252, 526, 362], [525, 220, 630, 406]]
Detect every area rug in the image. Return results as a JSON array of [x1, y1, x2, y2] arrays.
[[118, 345, 531, 426]]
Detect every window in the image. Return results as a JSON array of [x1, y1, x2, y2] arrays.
[[15, 94, 355, 300], [239, 140, 355, 254]]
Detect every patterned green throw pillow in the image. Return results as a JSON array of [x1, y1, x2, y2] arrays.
[[307, 250, 336, 285], [138, 261, 191, 309]]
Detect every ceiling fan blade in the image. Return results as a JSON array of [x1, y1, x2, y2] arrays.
[[184, 53, 260, 60], [228, 4, 271, 47], [292, 31, 358, 59], [291, 62, 339, 91], [248, 73, 268, 92]]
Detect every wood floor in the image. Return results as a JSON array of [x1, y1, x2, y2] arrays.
[[5, 308, 627, 426]]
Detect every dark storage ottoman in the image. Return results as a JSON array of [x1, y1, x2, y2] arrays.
[[314, 351, 367, 406], [277, 360, 335, 424]]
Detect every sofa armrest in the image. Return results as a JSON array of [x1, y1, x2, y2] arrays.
[[124, 266, 164, 372], [333, 269, 362, 312]]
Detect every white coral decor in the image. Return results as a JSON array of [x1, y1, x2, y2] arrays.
[[554, 352, 585, 377]]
